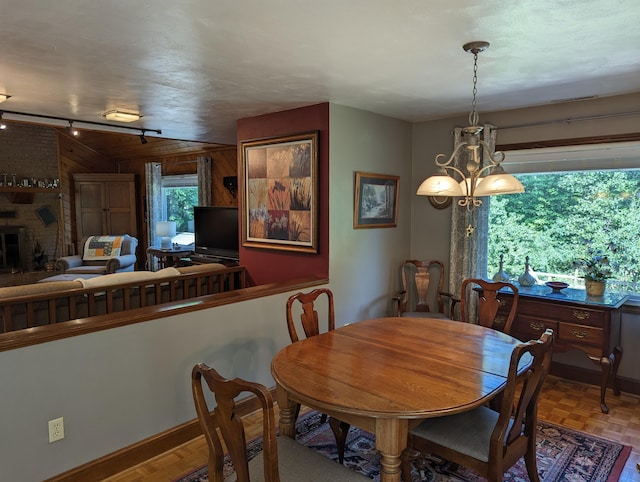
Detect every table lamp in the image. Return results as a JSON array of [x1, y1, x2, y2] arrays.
[[156, 221, 176, 249]]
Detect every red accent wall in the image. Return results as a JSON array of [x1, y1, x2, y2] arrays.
[[236, 103, 330, 285]]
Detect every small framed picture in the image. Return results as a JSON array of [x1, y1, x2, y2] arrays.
[[353, 172, 399, 229]]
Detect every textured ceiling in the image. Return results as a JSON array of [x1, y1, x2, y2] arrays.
[[1, 0, 639, 144]]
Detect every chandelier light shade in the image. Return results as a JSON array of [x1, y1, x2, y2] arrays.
[[417, 41, 524, 210], [103, 110, 141, 122]]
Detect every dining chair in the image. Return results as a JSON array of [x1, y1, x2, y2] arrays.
[[460, 278, 519, 334], [286, 288, 350, 463], [191, 364, 370, 482], [400, 328, 554, 482], [393, 259, 459, 319]]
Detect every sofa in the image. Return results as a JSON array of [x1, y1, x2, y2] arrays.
[[56, 235, 138, 275], [0, 263, 246, 333]]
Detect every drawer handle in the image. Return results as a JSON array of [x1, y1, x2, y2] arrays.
[[571, 330, 589, 339], [572, 310, 590, 320], [529, 322, 545, 331]]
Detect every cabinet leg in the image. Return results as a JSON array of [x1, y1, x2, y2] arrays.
[[597, 356, 612, 414], [599, 357, 611, 414], [611, 346, 623, 396]]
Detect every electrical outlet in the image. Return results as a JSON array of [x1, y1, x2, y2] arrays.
[[48, 417, 64, 443]]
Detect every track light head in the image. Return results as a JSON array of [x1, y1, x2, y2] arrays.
[[68, 120, 79, 136], [0, 112, 6, 130], [139, 130, 148, 144]]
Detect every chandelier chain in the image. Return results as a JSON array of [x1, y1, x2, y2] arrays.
[[469, 51, 480, 126]]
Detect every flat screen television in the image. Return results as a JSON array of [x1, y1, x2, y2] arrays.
[[193, 206, 239, 261]]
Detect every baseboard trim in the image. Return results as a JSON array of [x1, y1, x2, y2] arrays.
[[551, 362, 640, 395], [45, 388, 274, 481]]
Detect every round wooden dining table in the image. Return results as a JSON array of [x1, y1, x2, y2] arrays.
[[271, 316, 527, 482]]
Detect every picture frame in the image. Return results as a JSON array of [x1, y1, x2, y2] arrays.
[[353, 171, 400, 229], [240, 131, 318, 253]]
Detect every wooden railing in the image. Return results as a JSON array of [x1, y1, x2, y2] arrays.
[[0, 276, 328, 353], [0, 266, 247, 334]]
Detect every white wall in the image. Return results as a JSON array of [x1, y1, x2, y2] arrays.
[[0, 105, 413, 482], [329, 104, 413, 321]]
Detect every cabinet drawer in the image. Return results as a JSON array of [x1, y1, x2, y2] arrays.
[[512, 315, 558, 342], [518, 299, 605, 328], [558, 322, 603, 348]]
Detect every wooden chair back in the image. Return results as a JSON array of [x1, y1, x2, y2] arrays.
[[285, 288, 353, 464], [395, 259, 457, 317], [191, 363, 280, 482], [460, 278, 519, 334], [286, 288, 335, 343], [495, 329, 554, 463]]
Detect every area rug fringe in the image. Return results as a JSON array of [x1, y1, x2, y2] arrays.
[[176, 410, 631, 482]]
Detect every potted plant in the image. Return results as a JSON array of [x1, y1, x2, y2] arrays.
[[573, 242, 617, 296]]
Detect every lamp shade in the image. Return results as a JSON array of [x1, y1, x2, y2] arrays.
[[156, 221, 176, 249], [416, 175, 464, 197], [475, 173, 524, 196]]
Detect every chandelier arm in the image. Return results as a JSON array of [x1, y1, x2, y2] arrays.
[[435, 142, 468, 168], [439, 164, 467, 184], [475, 163, 496, 178], [478, 140, 505, 164]]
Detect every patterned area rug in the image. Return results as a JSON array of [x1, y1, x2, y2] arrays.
[[176, 410, 631, 482]]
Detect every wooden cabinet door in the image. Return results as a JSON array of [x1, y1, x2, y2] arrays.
[[74, 174, 137, 244], [75, 181, 107, 241], [104, 180, 137, 235]]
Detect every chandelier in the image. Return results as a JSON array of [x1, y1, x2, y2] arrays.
[[417, 41, 523, 210]]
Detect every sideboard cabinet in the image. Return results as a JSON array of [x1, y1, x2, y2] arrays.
[[73, 173, 137, 245], [497, 284, 627, 413]]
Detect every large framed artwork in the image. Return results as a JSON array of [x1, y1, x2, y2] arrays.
[[353, 171, 399, 229], [241, 132, 318, 253]]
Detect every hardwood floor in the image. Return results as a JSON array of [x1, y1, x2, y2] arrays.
[[104, 375, 640, 482]]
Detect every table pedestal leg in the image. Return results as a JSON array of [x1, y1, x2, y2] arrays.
[[375, 418, 408, 482], [274, 386, 296, 438]]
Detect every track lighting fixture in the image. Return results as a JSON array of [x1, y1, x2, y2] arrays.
[[68, 120, 79, 136], [0, 109, 161, 136], [139, 130, 148, 144], [103, 110, 141, 123], [0, 112, 6, 130]]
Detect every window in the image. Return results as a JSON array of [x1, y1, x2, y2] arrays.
[[487, 143, 640, 295], [161, 174, 198, 246]]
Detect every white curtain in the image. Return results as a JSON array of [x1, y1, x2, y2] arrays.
[[145, 162, 162, 270], [448, 124, 496, 320], [197, 156, 212, 206]]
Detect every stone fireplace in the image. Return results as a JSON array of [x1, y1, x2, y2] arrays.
[[0, 123, 61, 272]]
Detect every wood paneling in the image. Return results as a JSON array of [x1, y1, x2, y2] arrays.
[[62, 129, 230, 164]]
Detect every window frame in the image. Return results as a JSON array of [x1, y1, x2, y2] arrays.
[[489, 138, 640, 299]]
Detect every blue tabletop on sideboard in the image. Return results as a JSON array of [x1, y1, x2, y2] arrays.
[[502, 283, 629, 309]]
